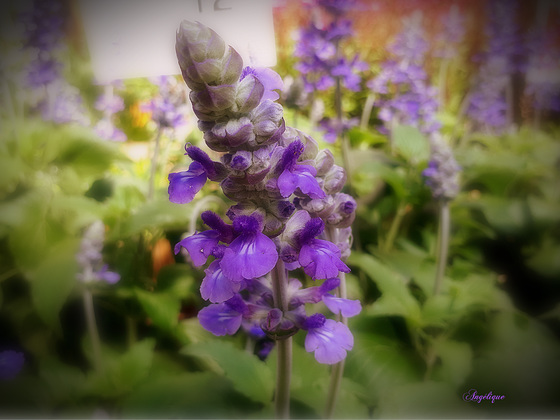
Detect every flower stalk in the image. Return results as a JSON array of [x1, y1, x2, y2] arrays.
[[433, 201, 450, 295], [83, 288, 102, 371], [271, 260, 292, 418]]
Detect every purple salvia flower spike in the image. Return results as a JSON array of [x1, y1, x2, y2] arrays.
[[171, 21, 359, 370]]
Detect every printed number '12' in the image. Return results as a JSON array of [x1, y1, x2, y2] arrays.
[[197, 0, 232, 13]]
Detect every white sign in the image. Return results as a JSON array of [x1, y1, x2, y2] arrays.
[[78, 0, 277, 84]]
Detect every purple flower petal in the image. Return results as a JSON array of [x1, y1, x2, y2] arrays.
[[299, 239, 350, 280], [0, 350, 25, 380], [323, 294, 362, 317], [197, 302, 243, 336], [278, 164, 325, 199], [200, 260, 241, 303], [96, 265, 121, 284], [175, 230, 220, 267], [220, 231, 278, 282], [305, 319, 354, 364], [168, 161, 207, 204]]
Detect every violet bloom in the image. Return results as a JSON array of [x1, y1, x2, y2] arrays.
[[276, 140, 325, 199], [144, 76, 189, 130], [220, 216, 278, 283], [168, 162, 208, 204], [0, 350, 25, 380], [76, 221, 120, 284], [198, 295, 246, 336], [303, 314, 354, 364], [172, 21, 360, 364], [368, 12, 441, 135], [200, 260, 241, 303], [466, 0, 521, 132], [422, 133, 461, 201]]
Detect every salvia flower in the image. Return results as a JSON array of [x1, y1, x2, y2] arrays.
[[170, 21, 360, 364], [368, 11, 441, 136], [76, 221, 120, 284], [143, 76, 190, 130], [0, 350, 25, 381], [466, 0, 521, 132], [422, 133, 461, 201]]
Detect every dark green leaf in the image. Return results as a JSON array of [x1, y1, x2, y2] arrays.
[[135, 289, 180, 332], [182, 340, 274, 405]]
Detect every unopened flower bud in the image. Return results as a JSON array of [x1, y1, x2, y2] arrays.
[[323, 165, 346, 194]]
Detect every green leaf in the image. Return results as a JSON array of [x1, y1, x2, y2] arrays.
[[155, 263, 195, 299], [26, 239, 80, 330], [135, 289, 180, 332], [38, 358, 87, 404], [360, 161, 407, 200], [392, 125, 430, 165], [54, 125, 124, 177], [348, 127, 387, 147], [122, 372, 237, 418], [86, 339, 155, 398], [115, 200, 192, 238], [348, 252, 421, 324], [182, 341, 274, 405], [344, 329, 421, 409], [49, 195, 103, 232], [376, 381, 476, 418], [433, 340, 473, 387]]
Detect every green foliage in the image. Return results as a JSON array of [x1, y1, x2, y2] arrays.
[[392, 124, 430, 165], [182, 341, 274, 406]]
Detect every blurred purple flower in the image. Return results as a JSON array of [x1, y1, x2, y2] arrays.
[[76, 221, 120, 284], [0, 350, 25, 381]]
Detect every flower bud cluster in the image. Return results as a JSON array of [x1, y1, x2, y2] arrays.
[[169, 21, 360, 364], [76, 221, 120, 284], [422, 133, 461, 201]]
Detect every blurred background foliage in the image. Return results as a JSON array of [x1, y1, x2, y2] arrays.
[[1, 0, 560, 418]]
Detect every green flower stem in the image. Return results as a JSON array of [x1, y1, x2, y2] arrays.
[[382, 202, 407, 253], [324, 226, 348, 418], [433, 201, 450, 295], [324, 359, 345, 418], [271, 259, 292, 419], [147, 126, 163, 201], [83, 288, 102, 371], [360, 92, 376, 130]]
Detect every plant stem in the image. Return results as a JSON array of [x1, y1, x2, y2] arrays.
[[360, 92, 376, 130], [382, 202, 407, 253], [433, 201, 450, 295], [147, 126, 163, 201], [324, 359, 345, 418], [324, 226, 348, 418], [83, 288, 102, 371], [271, 259, 292, 419]]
